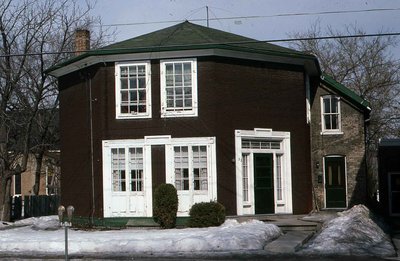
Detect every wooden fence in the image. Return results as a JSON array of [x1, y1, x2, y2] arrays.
[[10, 195, 60, 221]]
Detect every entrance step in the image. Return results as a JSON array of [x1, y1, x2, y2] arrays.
[[264, 230, 314, 254]]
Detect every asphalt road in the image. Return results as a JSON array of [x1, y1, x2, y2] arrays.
[[0, 254, 394, 261]]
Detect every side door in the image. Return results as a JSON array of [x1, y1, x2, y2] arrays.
[[103, 146, 148, 217], [173, 145, 210, 216], [325, 156, 347, 208], [389, 173, 400, 215]]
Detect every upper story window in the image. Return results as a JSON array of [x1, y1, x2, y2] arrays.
[[321, 95, 342, 134], [160, 59, 198, 117], [115, 62, 151, 119]]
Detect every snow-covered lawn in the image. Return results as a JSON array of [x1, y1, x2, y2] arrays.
[[0, 218, 281, 257], [0, 204, 396, 258]]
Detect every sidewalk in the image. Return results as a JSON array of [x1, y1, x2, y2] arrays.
[[264, 230, 314, 254]]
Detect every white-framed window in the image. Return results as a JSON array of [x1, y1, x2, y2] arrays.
[[160, 58, 198, 117], [321, 95, 342, 134], [115, 61, 151, 119]]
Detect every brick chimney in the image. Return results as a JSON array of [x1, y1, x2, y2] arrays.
[[74, 29, 90, 55]]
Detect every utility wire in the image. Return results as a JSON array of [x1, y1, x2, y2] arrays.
[[0, 32, 400, 58], [100, 7, 400, 27]]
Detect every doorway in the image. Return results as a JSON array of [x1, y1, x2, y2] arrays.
[[254, 153, 274, 214], [389, 173, 400, 215], [324, 156, 347, 208]]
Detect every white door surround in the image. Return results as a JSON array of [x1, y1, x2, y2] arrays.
[[235, 128, 292, 215]]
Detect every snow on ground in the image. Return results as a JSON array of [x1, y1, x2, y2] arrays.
[[0, 204, 396, 258], [0, 217, 281, 257], [300, 205, 396, 257]]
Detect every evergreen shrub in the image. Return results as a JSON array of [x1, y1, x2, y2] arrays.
[[153, 183, 178, 229], [187, 201, 225, 228]]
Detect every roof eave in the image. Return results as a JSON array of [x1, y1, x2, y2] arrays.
[[47, 45, 320, 78], [320, 73, 371, 113]]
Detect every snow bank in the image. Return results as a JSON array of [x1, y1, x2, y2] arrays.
[[300, 205, 396, 257], [0, 217, 281, 256]]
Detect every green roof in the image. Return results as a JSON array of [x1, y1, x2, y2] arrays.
[[103, 21, 307, 56], [47, 21, 319, 75], [321, 73, 371, 112]]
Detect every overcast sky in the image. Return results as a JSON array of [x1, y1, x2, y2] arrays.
[[88, 0, 400, 56]]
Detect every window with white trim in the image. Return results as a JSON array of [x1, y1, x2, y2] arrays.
[[242, 154, 250, 203], [321, 95, 341, 133], [115, 62, 151, 119], [111, 147, 144, 192], [160, 59, 198, 117], [174, 145, 208, 191], [276, 155, 283, 201]]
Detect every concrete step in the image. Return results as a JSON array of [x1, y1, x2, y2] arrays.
[[278, 223, 319, 232], [264, 230, 315, 254]]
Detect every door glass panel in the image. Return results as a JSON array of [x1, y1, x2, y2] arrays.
[[193, 146, 208, 191], [129, 148, 143, 192], [242, 154, 249, 202], [276, 155, 282, 200], [174, 146, 189, 191], [111, 148, 126, 191]]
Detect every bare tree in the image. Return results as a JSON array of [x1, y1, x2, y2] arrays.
[[290, 21, 400, 197], [0, 0, 112, 221]]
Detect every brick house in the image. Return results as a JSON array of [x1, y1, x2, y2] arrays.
[[310, 73, 370, 209], [47, 22, 369, 221]]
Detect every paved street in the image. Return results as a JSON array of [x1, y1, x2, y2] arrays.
[[0, 254, 392, 260]]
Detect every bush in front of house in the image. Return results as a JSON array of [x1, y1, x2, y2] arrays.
[[187, 201, 226, 228], [153, 183, 178, 229]]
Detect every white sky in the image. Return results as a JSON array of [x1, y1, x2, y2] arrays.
[[88, 0, 400, 56]]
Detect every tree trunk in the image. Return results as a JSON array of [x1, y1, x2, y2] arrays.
[[0, 176, 11, 221], [33, 152, 44, 195]]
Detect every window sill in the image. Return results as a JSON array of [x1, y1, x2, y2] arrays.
[[161, 112, 198, 118], [116, 114, 152, 120], [320, 131, 343, 136]]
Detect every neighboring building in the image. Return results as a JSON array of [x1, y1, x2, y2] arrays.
[[310, 74, 370, 210], [378, 139, 400, 217], [47, 22, 369, 220], [11, 152, 60, 197]]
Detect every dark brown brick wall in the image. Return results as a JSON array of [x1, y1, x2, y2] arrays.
[[59, 56, 314, 217]]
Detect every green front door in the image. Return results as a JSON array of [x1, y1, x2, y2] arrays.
[[254, 153, 274, 214], [325, 156, 346, 208]]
